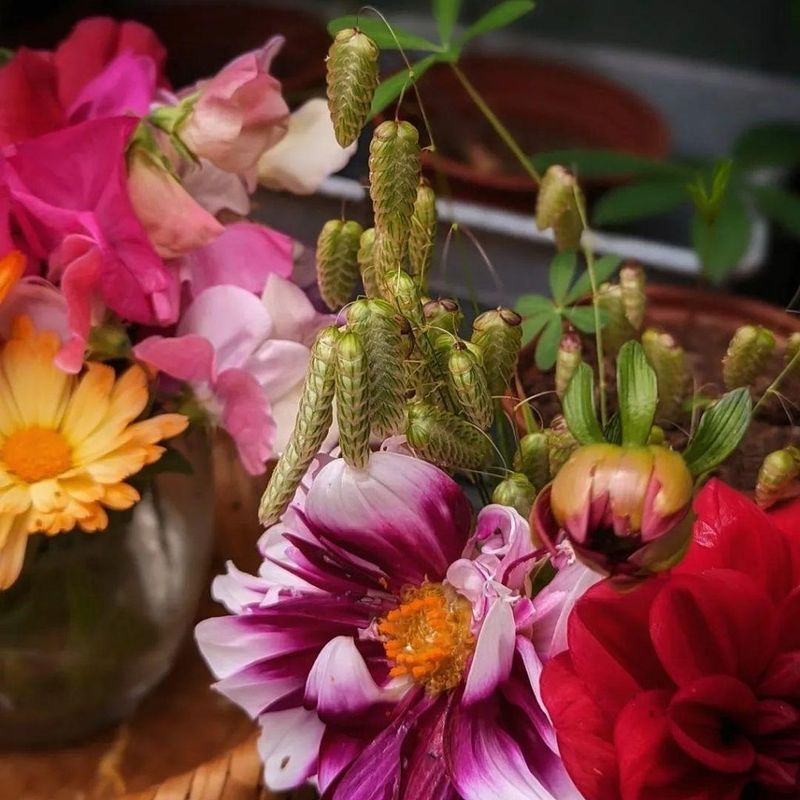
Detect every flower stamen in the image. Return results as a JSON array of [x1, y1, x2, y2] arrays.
[[2, 427, 72, 483]]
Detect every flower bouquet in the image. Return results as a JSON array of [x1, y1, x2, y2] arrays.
[[0, 16, 351, 743], [195, 10, 800, 800]]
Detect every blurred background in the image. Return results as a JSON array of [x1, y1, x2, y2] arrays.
[[2, 0, 799, 307]]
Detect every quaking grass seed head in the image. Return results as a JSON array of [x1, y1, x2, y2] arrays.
[[641, 328, 688, 420], [409, 179, 437, 290], [535, 165, 585, 251], [756, 447, 800, 509], [492, 472, 537, 518], [722, 325, 776, 389], [471, 308, 523, 396], [555, 332, 583, 400], [316, 219, 363, 310]]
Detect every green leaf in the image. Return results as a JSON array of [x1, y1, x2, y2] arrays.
[[515, 293, 553, 316], [593, 180, 688, 226], [604, 412, 622, 445], [370, 55, 439, 116], [752, 185, 800, 238], [433, 0, 461, 45], [617, 341, 658, 447], [535, 315, 564, 371], [683, 388, 752, 477], [549, 250, 577, 305], [562, 363, 605, 444], [691, 194, 751, 284], [521, 309, 556, 344], [459, 0, 536, 45], [733, 123, 800, 170], [687, 159, 733, 222], [530, 148, 689, 180], [565, 255, 622, 304], [563, 305, 606, 333], [328, 16, 441, 51]]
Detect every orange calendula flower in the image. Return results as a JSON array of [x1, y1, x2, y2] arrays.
[[0, 316, 188, 589], [0, 250, 26, 304]]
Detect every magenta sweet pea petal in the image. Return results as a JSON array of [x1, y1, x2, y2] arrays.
[[133, 334, 216, 383], [258, 708, 324, 791], [462, 598, 516, 705]]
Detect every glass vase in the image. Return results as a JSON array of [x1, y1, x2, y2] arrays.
[[0, 432, 214, 746]]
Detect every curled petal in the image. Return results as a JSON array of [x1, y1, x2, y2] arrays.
[[462, 598, 515, 706], [257, 707, 324, 792]]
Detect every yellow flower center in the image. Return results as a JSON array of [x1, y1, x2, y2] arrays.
[[2, 427, 72, 483], [378, 582, 474, 693]]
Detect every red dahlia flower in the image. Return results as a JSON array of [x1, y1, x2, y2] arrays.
[[541, 479, 800, 800]]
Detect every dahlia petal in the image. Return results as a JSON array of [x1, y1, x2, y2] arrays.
[[757, 651, 800, 700], [210, 560, 276, 612], [304, 452, 471, 587], [213, 658, 306, 718], [318, 730, 364, 795], [470, 504, 536, 590], [462, 598, 515, 705], [257, 707, 324, 792], [514, 636, 558, 752]]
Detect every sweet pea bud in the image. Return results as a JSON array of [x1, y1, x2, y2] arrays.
[[326, 28, 379, 148], [423, 298, 463, 336], [335, 330, 371, 469], [471, 308, 523, 397], [547, 416, 578, 477], [513, 432, 550, 490], [369, 121, 421, 252], [641, 328, 688, 419], [722, 325, 776, 389], [409, 179, 437, 291], [493, 473, 537, 517], [619, 262, 646, 331], [756, 447, 800, 509], [598, 283, 637, 355], [357, 228, 379, 298], [406, 402, 493, 472], [87, 323, 132, 361], [555, 332, 582, 400], [536, 442, 694, 576], [535, 165, 585, 251], [316, 219, 363, 310], [447, 343, 493, 430]]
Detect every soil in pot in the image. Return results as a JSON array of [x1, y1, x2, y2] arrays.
[[515, 285, 800, 493]]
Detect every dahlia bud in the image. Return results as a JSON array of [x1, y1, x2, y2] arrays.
[[316, 219, 363, 310], [535, 165, 585, 251], [598, 283, 637, 355], [423, 298, 463, 336], [408, 179, 437, 290], [326, 28, 379, 148], [555, 332, 582, 400], [619, 262, 646, 331], [447, 343, 493, 430], [513, 431, 550, 490], [492, 472, 537, 517], [369, 121, 421, 252], [335, 331, 371, 469], [722, 325, 776, 389], [470, 308, 523, 396], [641, 328, 688, 419], [534, 442, 694, 577], [357, 228, 379, 298], [756, 447, 800, 509]]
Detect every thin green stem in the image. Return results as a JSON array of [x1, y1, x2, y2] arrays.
[[449, 64, 540, 185], [754, 348, 800, 414]]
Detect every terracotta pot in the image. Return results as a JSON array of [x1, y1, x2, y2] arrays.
[[391, 56, 669, 209]]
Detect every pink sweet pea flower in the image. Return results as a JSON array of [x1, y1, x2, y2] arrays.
[[0, 277, 68, 341], [134, 276, 331, 474], [195, 452, 582, 798], [179, 37, 289, 174]]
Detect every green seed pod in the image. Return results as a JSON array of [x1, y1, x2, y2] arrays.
[[447, 343, 493, 430], [471, 308, 523, 397], [756, 447, 800, 509], [369, 121, 420, 251], [326, 28, 379, 148], [547, 416, 578, 477], [348, 299, 407, 438], [597, 283, 637, 355], [619, 262, 646, 331], [555, 332, 582, 400], [641, 328, 688, 420], [408, 180, 437, 290], [406, 402, 493, 471], [492, 472, 537, 518], [513, 432, 550, 489], [335, 331, 371, 469], [423, 298, 462, 336], [535, 165, 585, 251], [316, 219, 363, 310], [786, 332, 800, 370], [722, 325, 776, 389], [259, 326, 339, 525], [357, 228, 379, 298]]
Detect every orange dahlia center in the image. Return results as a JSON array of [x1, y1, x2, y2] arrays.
[[378, 582, 474, 693], [2, 427, 72, 483]]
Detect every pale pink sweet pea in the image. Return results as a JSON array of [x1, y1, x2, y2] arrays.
[[179, 37, 289, 174], [0, 278, 69, 341]]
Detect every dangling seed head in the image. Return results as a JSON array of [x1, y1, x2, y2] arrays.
[[335, 330, 371, 469], [597, 282, 637, 355], [619, 262, 647, 331], [641, 328, 688, 420], [447, 343, 493, 430], [357, 228, 379, 298], [756, 447, 800, 509], [492, 472, 537, 517], [535, 165, 585, 251], [513, 431, 550, 489], [722, 325, 776, 389], [555, 332, 583, 400], [471, 308, 523, 397], [423, 298, 463, 336], [408, 179, 437, 291], [259, 326, 339, 525], [316, 219, 363, 310], [326, 28, 379, 148], [547, 416, 578, 477], [369, 121, 420, 252]]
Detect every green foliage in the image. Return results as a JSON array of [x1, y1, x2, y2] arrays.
[[562, 363, 605, 444], [616, 341, 658, 447]]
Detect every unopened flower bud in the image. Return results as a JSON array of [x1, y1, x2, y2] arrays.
[[336, 330, 371, 469], [756, 447, 800, 509], [409, 179, 437, 291], [535, 165, 585, 251], [533, 442, 694, 577], [471, 308, 523, 397], [326, 28, 379, 148], [598, 283, 637, 355], [447, 343, 493, 430], [492, 473, 537, 517], [722, 325, 776, 389], [619, 262, 646, 331], [316, 219, 363, 310], [513, 431, 550, 490], [555, 332, 582, 400], [641, 328, 688, 419]]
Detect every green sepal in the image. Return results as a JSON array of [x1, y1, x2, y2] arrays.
[[617, 340, 658, 447], [561, 362, 605, 445]]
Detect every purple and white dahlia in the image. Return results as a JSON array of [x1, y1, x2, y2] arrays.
[[195, 451, 581, 799]]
